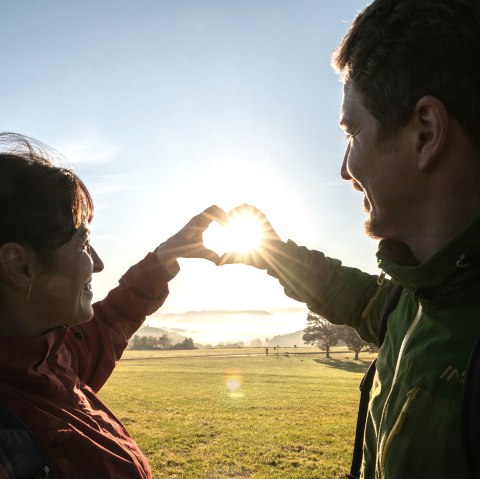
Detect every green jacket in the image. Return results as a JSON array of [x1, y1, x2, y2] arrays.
[[268, 216, 480, 478]]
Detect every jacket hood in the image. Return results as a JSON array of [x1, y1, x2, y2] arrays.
[[377, 213, 480, 302]]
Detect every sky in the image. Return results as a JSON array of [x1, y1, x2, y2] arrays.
[[1, 0, 379, 344]]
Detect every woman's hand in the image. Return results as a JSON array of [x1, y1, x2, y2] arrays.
[[155, 205, 228, 274]]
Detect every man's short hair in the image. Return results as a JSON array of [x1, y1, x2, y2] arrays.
[[333, 0, 480, 143]]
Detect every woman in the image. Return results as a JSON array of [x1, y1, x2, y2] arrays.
[[0, 133, 225, 478]]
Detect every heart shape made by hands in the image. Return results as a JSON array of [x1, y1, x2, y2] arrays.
[[203, 212, 263, 256]]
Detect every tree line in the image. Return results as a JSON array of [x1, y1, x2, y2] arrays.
[[129, 334, 196, 350], [302, 311, 377, 359], [129, 313, 377, 357]]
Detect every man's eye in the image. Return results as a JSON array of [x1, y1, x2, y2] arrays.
[[82, 240, 91, 252]]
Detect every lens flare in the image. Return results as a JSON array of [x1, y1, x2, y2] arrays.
[[224, 369, 244, 399]]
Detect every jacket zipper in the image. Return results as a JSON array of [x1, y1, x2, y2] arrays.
[[362, 271, 386, 319], [379, 387, 421, 477], [377, 302, 423, 479]]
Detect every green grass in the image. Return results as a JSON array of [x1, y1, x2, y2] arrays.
[[99, 350, 374, 479]]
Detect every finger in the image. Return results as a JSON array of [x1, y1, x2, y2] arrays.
[[189, 205, 228, 232], [228, 204, 259, 217], [203, 205, 228, 224], [176, 216, 210, 241], [171, 241, 221, 263], [197, 248, 221, 264], [218, 251, 242, 265], [228, 204, 281, 241], [217, 251, 261, 268], [228, 204, 269, 228]]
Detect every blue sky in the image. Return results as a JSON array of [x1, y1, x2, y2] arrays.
[[2, 0, 378, 342]]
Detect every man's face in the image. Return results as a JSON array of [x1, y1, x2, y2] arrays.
[[340, 83, 417, 242]]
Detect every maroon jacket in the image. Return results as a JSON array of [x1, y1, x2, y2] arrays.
[[0, 253, 172, 478]]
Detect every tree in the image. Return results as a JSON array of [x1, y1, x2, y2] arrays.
[[338, 325, 370, 360], [215, 341, 245, 348], [170, 337, 196, 350], [302, 312, 340, 358], [249, 338, 264, 347], [158, 333, 172, 350], [130, 335, 158, 350]]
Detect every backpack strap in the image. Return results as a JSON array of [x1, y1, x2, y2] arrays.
[[461, 334, 480, 478], [0, 403, 52, 479], [347, 283, 403, 479]]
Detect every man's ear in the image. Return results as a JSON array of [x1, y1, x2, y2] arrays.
[[0, 243, 36, 289], [414, 95, 449, 171]]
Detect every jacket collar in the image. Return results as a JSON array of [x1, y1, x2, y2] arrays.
[[0, 326, 69, 386], [377, 213, 480, 302]]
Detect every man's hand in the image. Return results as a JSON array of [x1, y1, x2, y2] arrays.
[[218, 204, 283, 270], [156, 205, 228, 273]]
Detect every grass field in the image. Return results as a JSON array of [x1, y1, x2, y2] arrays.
[[99, 349, 375, 479]]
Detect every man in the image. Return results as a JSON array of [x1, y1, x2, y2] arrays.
[[220, 0, 480, 477]]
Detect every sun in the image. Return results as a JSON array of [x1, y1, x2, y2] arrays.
[[203, 211, 263, 255], [224, 212, 264, 253]]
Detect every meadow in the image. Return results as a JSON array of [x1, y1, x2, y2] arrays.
[[99, 348, 374, 479]]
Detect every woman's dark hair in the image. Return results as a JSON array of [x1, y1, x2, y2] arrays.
[[0, 133, 93, 261], [333, 0, 480, 143]]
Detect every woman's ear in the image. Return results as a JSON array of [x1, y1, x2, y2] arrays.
[[414, 95, 449, 171], [0, 243, 36, 289]]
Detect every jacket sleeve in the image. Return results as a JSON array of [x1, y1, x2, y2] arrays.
[[66, 252, 175, 392], [265, 240, 395, 345]]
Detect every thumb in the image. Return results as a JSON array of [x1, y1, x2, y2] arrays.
[[198, 248, 221, 264]]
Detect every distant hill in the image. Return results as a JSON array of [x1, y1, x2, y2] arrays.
[[134, 325, 186, 344], [265, 330, 311, 347], [152, 309, 273, 318], [131, 325, 318, 348]]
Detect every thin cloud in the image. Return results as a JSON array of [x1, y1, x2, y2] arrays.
[[58, 138, 119, 165], [87, 174, 134, 198]]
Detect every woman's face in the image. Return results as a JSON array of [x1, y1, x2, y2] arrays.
[[31, 223, 104, 331]]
